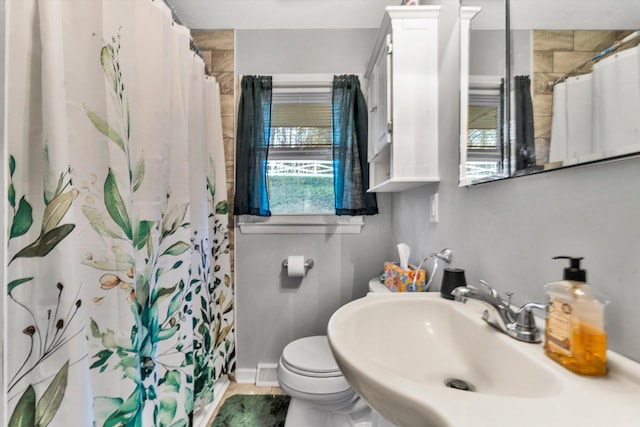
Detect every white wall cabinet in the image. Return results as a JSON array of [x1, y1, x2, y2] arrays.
[[365, 6, 441, 192]]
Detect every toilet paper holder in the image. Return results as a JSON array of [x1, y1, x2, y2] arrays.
[[281, 258, 315, 272]]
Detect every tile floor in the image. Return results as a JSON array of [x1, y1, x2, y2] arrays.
[[206, 382, 284, 426]]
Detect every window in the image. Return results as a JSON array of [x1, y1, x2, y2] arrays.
[[237, 75, 365, 234], [466, 83, 504, 181], [267, 89, 334, 214]]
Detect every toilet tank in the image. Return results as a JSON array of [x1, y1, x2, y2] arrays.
[[369, 278, 391, 293]]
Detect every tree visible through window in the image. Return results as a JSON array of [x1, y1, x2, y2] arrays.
[[267, 90, 334, 214]]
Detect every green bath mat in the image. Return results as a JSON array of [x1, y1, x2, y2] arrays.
[[211, 394, 291, 427]]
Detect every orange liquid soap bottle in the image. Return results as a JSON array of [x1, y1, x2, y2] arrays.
[[544, 256, 609, 376]]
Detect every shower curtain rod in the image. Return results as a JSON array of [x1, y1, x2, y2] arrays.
[[546, 29, 640, 89], [159, 0, 204, 60]]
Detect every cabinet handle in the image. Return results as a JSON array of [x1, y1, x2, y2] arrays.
[[387, 121, 393, 134], [369, 106, 378, 113]]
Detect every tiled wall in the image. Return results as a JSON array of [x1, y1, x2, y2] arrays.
[[531, 30, 634, 166], [191, 30, 236, 275]]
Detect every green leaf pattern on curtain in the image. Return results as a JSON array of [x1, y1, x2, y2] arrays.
[[192, 80, 236, 410], [6, 1, 235, 424], [192, 165, 235, 407], [7, 156, 80, 425], [79, 36, 192, 426]]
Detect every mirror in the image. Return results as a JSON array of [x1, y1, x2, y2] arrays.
[[460, 1, 508, 185], [460, 0, 640, 186]]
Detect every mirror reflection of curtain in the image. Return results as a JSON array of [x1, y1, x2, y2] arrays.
[[513, 75, 537, 171], [6, 0, 235, 425], [592, 44, 640, 157], [550, 75, 594, 165], [550, 44, 640, 165]]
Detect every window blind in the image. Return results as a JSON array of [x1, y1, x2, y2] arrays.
[[468, 104, 497, 130], [270, 90, 332, 148], [271, 104, 332, 128]]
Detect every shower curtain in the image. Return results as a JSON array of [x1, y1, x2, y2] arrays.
[[5, 0, 235, 425]]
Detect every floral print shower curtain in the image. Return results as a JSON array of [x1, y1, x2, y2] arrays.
[[5, 1, 235, 425]]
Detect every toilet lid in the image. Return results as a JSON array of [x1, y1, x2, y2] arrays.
[[282, 336, 341, 377]]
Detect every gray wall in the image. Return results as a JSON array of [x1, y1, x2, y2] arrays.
[[235, 210, 393, 370], [469, 29, 530, 78], [236, 29, 377, 75], [394, 160, 640, 363], [235, 28, 393, 370], [469, 30, 505, 76]]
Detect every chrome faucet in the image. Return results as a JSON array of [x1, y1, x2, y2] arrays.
[[451, 281, 546, 343]]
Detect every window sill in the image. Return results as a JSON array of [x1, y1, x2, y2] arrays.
[[237, 214, 364, 234]]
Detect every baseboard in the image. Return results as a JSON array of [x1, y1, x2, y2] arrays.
[[193, 376, 230, 427], [235, 368, 257, 384]]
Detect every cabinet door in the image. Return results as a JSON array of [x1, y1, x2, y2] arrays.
[[376, 34, 392, 149], [369, 34, 392, 160], [367, 66, 378, 161]]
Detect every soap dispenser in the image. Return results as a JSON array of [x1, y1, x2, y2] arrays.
[[544, 256, 608, 376]]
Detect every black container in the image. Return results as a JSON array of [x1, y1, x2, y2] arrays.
[[440, 268, 466, 299]]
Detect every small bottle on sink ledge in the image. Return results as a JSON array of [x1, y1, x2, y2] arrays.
[[544, 256, 609, 376]]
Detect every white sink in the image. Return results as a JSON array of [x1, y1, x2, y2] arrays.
[[327, 292, 640, 427]]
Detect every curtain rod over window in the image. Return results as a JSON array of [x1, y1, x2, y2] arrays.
[[547, 29, 640, 89], [266, 74, 365, 88], [237, 75, 366, 88], [271, 74, 333, 88]]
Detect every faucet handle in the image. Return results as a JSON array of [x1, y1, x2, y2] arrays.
[[518, 302, 547, 314], [473, 280, 499, 299], [511, 302, 547, 343]]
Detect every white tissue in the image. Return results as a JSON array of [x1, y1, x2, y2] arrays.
[[397, 243, 410, 270], [287, 255, 306, 277]]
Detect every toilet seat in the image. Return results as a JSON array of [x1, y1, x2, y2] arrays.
[[278, 336, 351, 395], [281, 336, 342, 377]]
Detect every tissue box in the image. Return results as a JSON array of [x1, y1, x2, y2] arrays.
[[383, 262, 427, 292]]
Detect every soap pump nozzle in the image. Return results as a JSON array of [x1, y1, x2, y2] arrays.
[[553, 256, 586, 282]]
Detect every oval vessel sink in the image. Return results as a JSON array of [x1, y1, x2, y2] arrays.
[[327, 293, 640, 427]]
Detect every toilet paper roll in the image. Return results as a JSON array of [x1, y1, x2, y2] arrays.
[[287, 255, 306, 277]]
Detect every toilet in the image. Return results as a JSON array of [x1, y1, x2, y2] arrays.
[[277, 279, 390, 427]]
